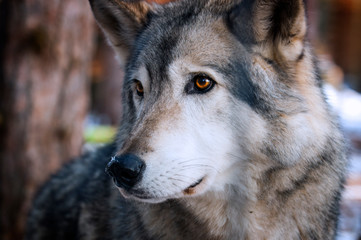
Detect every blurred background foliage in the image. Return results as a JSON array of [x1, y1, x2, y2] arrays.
[[0, 0, 361, 239]]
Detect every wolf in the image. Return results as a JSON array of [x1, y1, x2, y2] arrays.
[[26, 0, 347, 239]]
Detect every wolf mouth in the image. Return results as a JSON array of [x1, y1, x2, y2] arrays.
[[117, 176, 207, 202], [184, 177, 204, 194]]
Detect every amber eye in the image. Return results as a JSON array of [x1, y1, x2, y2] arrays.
[[135, 81, 144, 97], [193, 75, 214, 92]]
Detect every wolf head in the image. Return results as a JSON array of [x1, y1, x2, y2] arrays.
[[90, 0, 332, 203]]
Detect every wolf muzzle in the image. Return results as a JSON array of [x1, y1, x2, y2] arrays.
[[106, 154, 145, 190]]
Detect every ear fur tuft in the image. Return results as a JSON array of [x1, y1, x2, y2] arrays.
[[89, 0, 153, 62], [228, 0, 307, 63], [253, 0, 307, 62]]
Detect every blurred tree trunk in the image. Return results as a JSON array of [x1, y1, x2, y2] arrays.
[[318, 0, 361, 91], [91, 34, 124, 125], [0, 0, 95, 239]]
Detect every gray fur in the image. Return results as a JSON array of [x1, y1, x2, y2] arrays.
[[26, 0, 347, 239]]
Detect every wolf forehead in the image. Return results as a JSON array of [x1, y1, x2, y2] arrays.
[[126, 9, 243, 78], [123, 5, 266, 109]]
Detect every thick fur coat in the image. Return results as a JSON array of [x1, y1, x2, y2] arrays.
[[26, 0, 347, 239]]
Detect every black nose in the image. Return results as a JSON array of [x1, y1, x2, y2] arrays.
[[106, 154, 145, 189]]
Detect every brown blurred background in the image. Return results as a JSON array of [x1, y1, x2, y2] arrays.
[[1, 0, 361, 239]]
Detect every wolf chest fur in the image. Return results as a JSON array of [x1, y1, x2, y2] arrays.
[[26, 0, 347, 239]]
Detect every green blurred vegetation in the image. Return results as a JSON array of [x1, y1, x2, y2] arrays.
[[84, 125, 117, 143]]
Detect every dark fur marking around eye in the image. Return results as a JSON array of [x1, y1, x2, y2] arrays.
[[214, 60, 273, 115]]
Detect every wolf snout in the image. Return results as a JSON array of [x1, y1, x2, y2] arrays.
[[106, 154, 145, 190]]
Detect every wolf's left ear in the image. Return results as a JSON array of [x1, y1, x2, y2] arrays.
[[89, 0, 153, 61], [230, 0, 307, 63]]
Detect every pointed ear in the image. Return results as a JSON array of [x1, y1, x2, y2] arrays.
[[89, 0, 153, 61], [229, 0, 307, 63], [254, 0, 307, 62]]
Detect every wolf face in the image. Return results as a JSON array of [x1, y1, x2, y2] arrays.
[[90, 0, 336, 203]]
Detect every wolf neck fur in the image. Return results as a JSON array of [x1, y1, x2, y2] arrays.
[[185, 188, 248, 239], [138, 185, 248, 239]]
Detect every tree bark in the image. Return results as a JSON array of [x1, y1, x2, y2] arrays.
[[0, 1, 95, 239]]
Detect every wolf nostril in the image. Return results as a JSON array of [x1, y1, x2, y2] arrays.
[[106, 154, 145, 189]]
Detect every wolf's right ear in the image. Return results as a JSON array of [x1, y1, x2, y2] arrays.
[[89, 0, 153, 61]]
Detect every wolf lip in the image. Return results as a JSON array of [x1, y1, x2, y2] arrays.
[[186, 178, 204, 190]]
